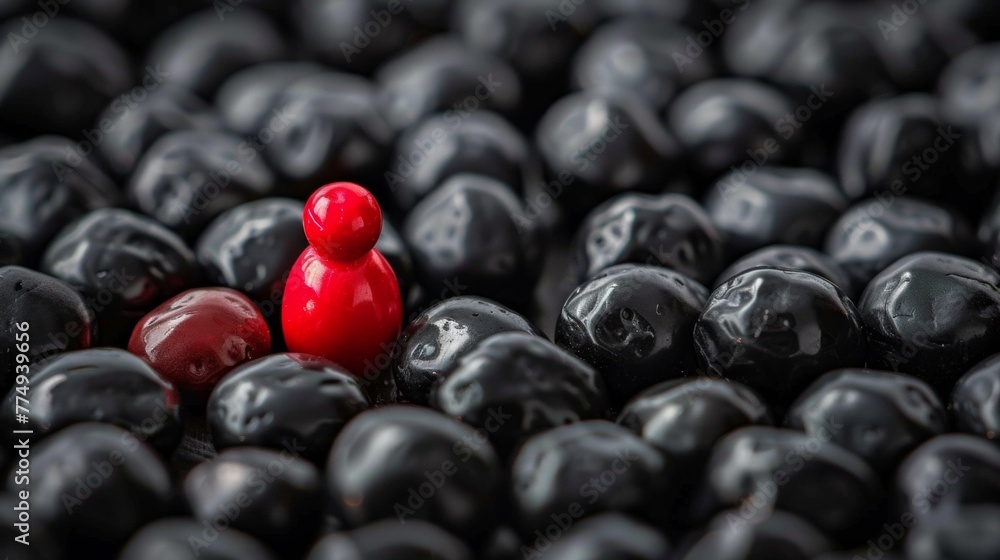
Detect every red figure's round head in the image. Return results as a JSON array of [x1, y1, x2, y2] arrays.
[[304, 182, 382, 261]]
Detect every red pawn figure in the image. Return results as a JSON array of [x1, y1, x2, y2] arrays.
[[282, 182, 403, 374]]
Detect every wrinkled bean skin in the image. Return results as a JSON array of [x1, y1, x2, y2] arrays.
[[0, 137, 120, 268], [432, 332, 609, 457], [694, 268, 865, 411], [704, 167, 847, 258], [392, 296, 541, 405], [824, 197, 974, 292], [326, 407, 503, 539], [858, 252, 1000, 397], [207, 353, 370, 463], [403, 174, 541, 311], [714, 245, 855, 299], [128, 130, 276, 241], [43, 208, 199, 346], [556, 265, 709, 409], [786, 369, 948, 475], [693, 426, 882, 544], [573, 193, 725, 287]]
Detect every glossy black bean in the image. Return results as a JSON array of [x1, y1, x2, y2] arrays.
[[0, 18, 130, 137], [196, 198, 307, 327], [392, 296, 541, 405], [376, 218, 415, 304], [618, 377, 771, 476], [120, 518, 276, 560], [215, 62, 327, 135], [511, 421, 672, 535], [42, 208, 199, 346], [8, 423, 172, 554], [306, 519, 473, 560], [0, 348, 181, 455], [454, 0, 601, 81], [893, 434, 1000, 525], [694, 267, 864, 411], [786, 369, 948, 475], [556, 265, 708, 408], [0, 137, 120, 267], [128, 130, 276, 240], [723, 2, 894, 117], [572, 18, 714, 111], [386, 111, 537, 215], [185, 447, 323, 553], [939, 44, 1000, 129], [950, 353, 1000, 443], [98, 85, 225, 178], [536, 92, 682, 216], [0, 267, 93, 394], [705, 167, 846, 258], [295, 0, 451, 73], [905, 505, 1000, 560], [573, 193, 725, 286], [693, 426, 881, 543], [376, 37, 522, 134], [534, 513, 670, 560], [824, 197, 973, 293], [403, 174, 541, 310], [713, 245, 855, 299], [678, 509, 833, 560], [263, 72, 394, 196], [432, 332, 609, 457], [838, 94, 963, 203], [326, 406, 502, 539], [207, 353, 370, 463], [669, 79, 797, 181], [858, 252, 1000, 396], [145, 9, 286, 99]]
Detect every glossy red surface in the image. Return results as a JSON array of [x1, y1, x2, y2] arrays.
[[303, 182, 383, 262], [128, 287, 271, 393], [283, 184, 403, 375]]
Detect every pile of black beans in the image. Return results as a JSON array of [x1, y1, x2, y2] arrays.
[[2, 0, 1000, 559]]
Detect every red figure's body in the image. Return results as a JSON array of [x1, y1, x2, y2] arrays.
[[282, 183, 403, 374]]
